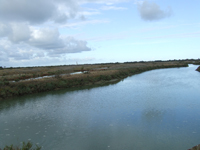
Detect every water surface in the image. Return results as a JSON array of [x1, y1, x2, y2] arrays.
[[0, 65, 200, 150]]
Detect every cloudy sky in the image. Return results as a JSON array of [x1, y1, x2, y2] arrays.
[[0, 0, 200, 67]]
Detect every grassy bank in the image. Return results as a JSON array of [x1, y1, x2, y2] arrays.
[[196, 66, 200, 72], [0, 60, 191, 100]]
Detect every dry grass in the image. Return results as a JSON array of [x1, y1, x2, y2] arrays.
[[0, 59, 198, 82], [1, 59, 198, 99]]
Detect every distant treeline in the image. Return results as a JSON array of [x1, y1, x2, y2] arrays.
[[0, 63, 188, 100]]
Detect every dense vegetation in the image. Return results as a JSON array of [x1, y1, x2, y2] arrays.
[[0, 141, 41, 150], [0, 60, 191, 100]]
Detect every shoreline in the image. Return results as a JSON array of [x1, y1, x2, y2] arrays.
[[196, 66, 200, 72], [1, 60, 199, 100]]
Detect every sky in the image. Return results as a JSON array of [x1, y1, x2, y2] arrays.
[[0, 0, 200, 67]]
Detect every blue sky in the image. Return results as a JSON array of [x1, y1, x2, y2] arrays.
[[0, 0, 200, 67]]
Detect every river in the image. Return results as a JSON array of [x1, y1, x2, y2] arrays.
[[0, 65, 200, 150]]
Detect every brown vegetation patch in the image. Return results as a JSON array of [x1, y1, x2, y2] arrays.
[[1, 59, 199, 100]]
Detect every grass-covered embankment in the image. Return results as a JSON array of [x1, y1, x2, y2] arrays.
[[0, 61, 190, 100], [196, 66, 200, 72]]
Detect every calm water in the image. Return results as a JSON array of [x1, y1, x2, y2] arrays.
[[0, 65, 200, 150]]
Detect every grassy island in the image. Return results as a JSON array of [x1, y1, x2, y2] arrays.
[[0, 59, 199, 100]]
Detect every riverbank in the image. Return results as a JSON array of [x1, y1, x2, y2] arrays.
[[196, 66, 200, 72], [1, 59, 199, 100]]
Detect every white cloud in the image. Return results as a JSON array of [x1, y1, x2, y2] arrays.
[[0, 0, 130, 24], [0, 23, 11, 37], [101, 6, 127, 10], [63, 19, 109, 28], [47, 36, 91, 57], [8, 23, 31, 43], [29, 28, 91, 54], [0, 39, 44, 61], [0, 26, 91, 62], [137, 0, 172, 21], [0, 45, 9, 61], [0, 0, 85, 24], [0, 0, 56, 24], [80, 0, 129, 4], [64, 37, 91, 53], [29, 28, 64, 50], [0, 0, 130, 66]]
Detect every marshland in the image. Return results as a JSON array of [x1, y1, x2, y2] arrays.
[[1, 59, 199, 100], [0, 59, 200, 150]]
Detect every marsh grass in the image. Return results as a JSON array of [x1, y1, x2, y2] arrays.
[[0, 141, 41, 150], [0, 60, 193, 100]]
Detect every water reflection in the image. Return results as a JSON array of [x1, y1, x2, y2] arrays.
[[0, 80, 119, 113], [142, 109, 164, 123]]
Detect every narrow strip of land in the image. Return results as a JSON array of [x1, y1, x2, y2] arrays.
[[0, 59, 200, 100]]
